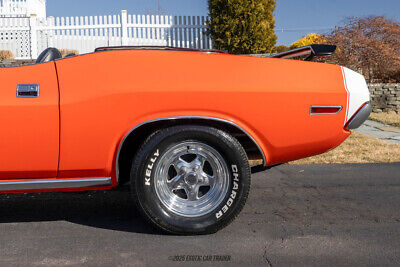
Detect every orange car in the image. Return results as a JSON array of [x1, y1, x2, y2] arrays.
[[0, 45, 370, 234]]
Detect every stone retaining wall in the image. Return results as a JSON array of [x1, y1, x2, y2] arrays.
[[368, 84, 400, 113]]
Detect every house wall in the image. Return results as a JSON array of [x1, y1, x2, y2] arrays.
[[0, 0, 46, 17]]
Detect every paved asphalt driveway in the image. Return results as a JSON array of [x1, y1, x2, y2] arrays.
[[0, 163, 399, 266]]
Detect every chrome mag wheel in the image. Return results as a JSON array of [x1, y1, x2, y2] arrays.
[[131, 126, 251, 234], [154, 141, 230, 217]]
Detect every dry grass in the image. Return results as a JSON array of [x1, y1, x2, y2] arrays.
[[59, 49, 79, 57], [369, 112, 400, 127], [0, 50, 15, 60], [290, 132, 400, 164]]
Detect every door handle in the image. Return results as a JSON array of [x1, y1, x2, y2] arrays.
[[17, 84, 39, 98]]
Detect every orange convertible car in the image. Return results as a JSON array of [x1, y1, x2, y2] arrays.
[[0, 45, 371, 234]]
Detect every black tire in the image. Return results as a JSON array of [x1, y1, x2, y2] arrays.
[[130, 125, 251, 235]]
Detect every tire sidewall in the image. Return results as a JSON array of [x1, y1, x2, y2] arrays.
[[133, 127, 250, 234]]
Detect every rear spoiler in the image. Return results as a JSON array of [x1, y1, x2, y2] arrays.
[[269, 44, 337, 61]]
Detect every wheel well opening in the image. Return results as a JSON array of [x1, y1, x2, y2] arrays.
[[117, 119, 265, 186]]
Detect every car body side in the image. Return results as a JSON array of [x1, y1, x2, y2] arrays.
[[0, 50, 350, 191]]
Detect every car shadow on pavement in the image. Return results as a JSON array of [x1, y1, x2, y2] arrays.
[[0, 186, 160, 235]]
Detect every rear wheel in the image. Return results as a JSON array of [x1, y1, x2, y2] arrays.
[[130, 125, 251, 235]]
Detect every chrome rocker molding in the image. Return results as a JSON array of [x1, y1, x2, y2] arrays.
[[116, 116, 267, 184], [0, 177, 112, 191]]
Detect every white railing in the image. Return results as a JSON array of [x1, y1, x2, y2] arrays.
[[0, 16, 31, 58], [0, 10, 212, 59]]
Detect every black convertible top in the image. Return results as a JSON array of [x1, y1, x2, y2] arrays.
[[94, 44, 336, 61], [94, 46, 227, 54]]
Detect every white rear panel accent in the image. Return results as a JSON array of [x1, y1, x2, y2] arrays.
[[342, 67, 370, 122]]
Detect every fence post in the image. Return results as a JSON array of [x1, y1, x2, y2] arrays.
[[47, 16, 55, 48], [29, 14, 38, 59], [121, 10, 128, 46]]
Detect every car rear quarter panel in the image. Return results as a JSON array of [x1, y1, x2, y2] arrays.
[[55, 51, 349, 182]]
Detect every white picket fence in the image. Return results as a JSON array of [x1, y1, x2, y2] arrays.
[[0, 10, 212, 59]]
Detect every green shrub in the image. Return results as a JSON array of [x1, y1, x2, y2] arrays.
[[208, 0, 277, 54]]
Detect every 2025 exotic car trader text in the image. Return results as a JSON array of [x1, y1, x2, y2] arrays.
[[0, 45, 371, 234]]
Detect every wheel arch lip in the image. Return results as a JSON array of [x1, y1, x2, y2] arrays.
[[115, 116, 267, 185]]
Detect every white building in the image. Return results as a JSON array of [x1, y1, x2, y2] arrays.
[[0, 0, 46, 17]]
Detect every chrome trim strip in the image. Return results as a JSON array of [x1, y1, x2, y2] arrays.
[[0, 177, 112, 191], [116, 116, 267, 185], [310, 105, 343, 115]]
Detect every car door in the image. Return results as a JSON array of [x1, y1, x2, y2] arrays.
[[0, 62, 59, 179]]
